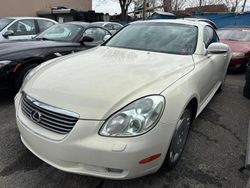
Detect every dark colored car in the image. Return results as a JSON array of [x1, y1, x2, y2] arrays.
[[0, 22, 111, 92], [217, 27, 250, 72]]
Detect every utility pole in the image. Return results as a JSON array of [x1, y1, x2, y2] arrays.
[[242, 0, 247, 12], [199, 0, 202, 12], [163, 0, 172, 12], [142, 0, 146, 20]]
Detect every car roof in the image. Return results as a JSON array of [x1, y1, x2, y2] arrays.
[[3, 17, 57, 23], [131, 19, 209, 27], [182, 18, 217, 29], [92, 22, 122, 25], [64, 21, 91, 27], [5, 16, 53, 20]]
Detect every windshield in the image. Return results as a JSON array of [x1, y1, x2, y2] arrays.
[[36, 24, 82, 42], [0, 18, 14, 31], [105, 23, 198, 55], [217, 29, 250, 42]]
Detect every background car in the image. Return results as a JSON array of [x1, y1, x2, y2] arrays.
[[91, 21, 123, 34], [0, 17, 57, 42], [217, 27, 250, 72], [15, 20, 230, 180], [244, 65, 250, 98], [0, 22, 111, 92], [183, 18, 217, 29]]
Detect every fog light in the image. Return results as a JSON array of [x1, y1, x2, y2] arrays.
[[106, 168, 123, 173]]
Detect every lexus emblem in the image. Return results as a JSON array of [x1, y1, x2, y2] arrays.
[[30, 110, 42, 123]]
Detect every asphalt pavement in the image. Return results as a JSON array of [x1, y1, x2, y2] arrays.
[[0, 74, 249, 188]]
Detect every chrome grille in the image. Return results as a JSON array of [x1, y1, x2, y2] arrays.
[[21, 93, 79, 134]]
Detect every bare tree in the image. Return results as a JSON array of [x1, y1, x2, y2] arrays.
[[185, 0, 216, 7], [94, 0, 134, 20], [163, 0, 186, 12], [242, 0, 247, 12], [119, 0, 133, 20], [175, 0, 244, 12], [224, 0, 244, 12]]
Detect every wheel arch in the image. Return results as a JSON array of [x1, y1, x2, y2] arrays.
[[13, 58, 45, 92], [15, 58, 45, 73], [186, 97, 198, 123]]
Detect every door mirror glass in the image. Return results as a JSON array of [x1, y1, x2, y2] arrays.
[[81, 36, 94, 43], [207, 42, 229, 54], [103, 34, 111, 41], [2, 30, 14, 38]]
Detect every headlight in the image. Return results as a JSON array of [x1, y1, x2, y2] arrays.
[[0, 60, 11, 69], [99, 95, 165, 137], [232, 52, 245, 58]]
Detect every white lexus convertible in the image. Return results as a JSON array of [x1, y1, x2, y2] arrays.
[[15, 20, 231, 179]]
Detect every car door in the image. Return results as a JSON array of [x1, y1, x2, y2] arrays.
[[7, 19, 37, 40], [36, 19, 55, 34], [82, 27, 111, 47], [204, 26, 227, 87]]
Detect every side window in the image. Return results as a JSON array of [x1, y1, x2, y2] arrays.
[[113, 24, 122, 30], [104, 24, 113, 31], [8, 19, 36, 36], [37, 20, 54, 33], [83, 28, 108, 42], [204, 26, 219, 48], [43, 27, 72, 40]]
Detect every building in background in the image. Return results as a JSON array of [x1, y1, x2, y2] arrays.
[[0, 0, 92, 17]]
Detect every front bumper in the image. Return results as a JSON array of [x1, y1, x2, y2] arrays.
[[15, 93, 176, 179], [0, 74, 13, 91], [229, 57, 249, 70]]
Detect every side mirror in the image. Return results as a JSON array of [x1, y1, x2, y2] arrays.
[[207, 42, 229, 54], [103, 34, 111, 41], [2, 30, 14, 38], [81, 36, 94, 43]]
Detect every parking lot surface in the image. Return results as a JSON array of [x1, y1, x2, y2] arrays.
[[0, 74, 249, 188]]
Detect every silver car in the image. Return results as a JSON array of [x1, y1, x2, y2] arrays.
[[91, 22, 123, 34], [0, 17, 57, 41]]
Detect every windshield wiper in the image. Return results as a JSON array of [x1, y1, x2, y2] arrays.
[[224, 39, 239, 41]]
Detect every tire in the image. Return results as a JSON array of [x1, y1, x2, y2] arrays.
[[243, 84, 250, 99], [246, 66, 250, 82], [243, 66, 250, 99], [14, 64, 38, 92], [227, 63, 247, 74], [164, 107, 192, 169]]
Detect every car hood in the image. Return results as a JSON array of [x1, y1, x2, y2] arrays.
[[0, 40, 78, 58], [220, 39, 250, 53], [23, 46, 194, 120]]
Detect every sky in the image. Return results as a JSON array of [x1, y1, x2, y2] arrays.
[[92, 0, 250, 15], [92, 0, 121, 15]]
